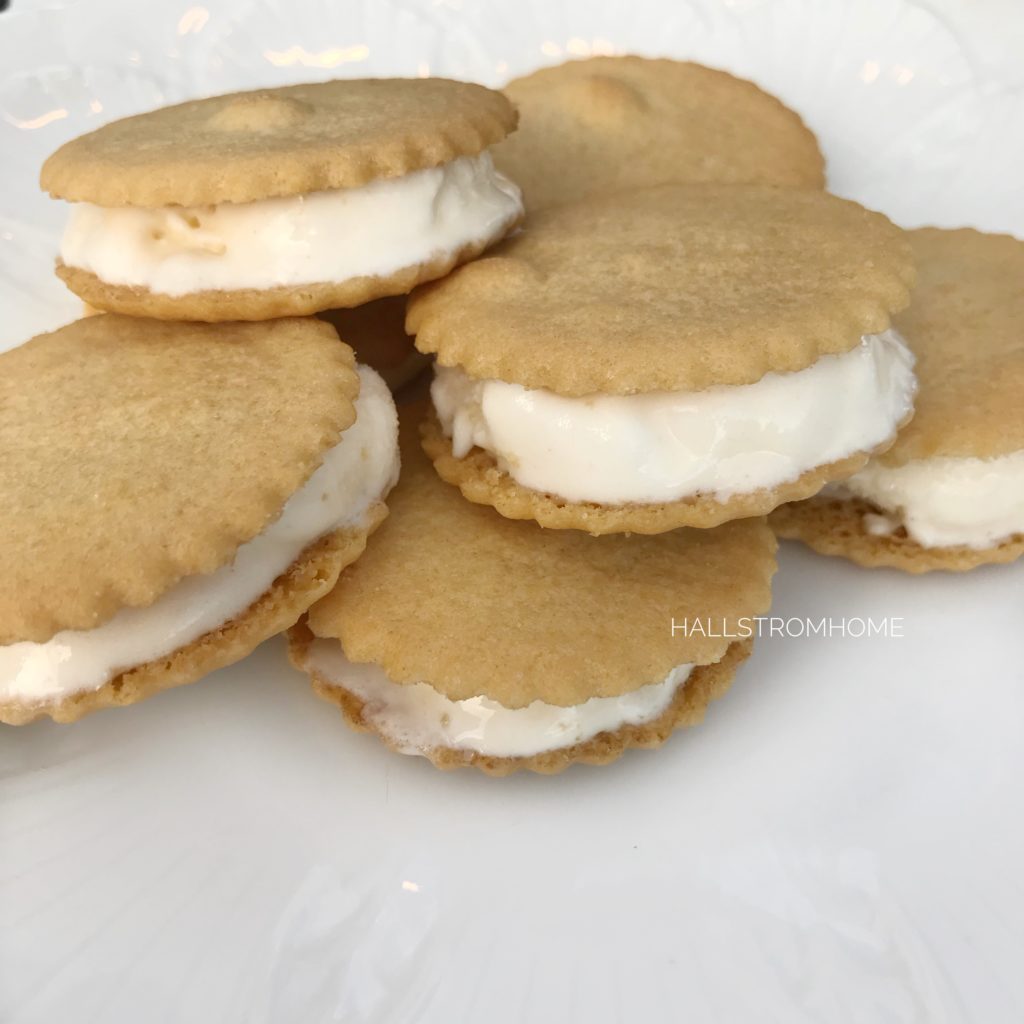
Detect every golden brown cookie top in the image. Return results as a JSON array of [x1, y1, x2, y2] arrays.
[[41, 78, 517, 207], [408, 183, 915, 395], [493, 56, 825, 210], [883, 228, 1024, 465], [307, 410, 777, 708], [0, 314, 358, 645]]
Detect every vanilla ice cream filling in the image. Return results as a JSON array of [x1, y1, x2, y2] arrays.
[[824, 450, 1024, 549], [59, 152, 523, 296], [0, 367, 399, 704], [305, 640, 694, 759], [432, 329, 916, 505]]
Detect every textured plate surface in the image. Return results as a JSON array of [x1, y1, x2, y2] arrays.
[[2, 1, 1024, 1022]]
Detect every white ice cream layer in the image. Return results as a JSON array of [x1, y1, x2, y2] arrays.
[[59, 152, 523, 296], [825, 450, 1024, 549], [305, 640, 693, 759], [432, 329, 917, 505], [0, 366, 399, 703]]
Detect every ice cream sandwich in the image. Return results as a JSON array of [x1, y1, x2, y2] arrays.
[[772, 228, 1024, 571], [411, 183, 917, 534], [0, 315, 398, 723], [289, 410, 777, 775], [42, 79, 523, 321]]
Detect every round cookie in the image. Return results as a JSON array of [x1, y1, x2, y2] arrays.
[[1, 512, 386, 726], [769, 495, 1024, 574], [42, 78, 517, 206], [1, 314, 356, 643], [44, 79, 523, 321], [289, 409, 777, 774], [409, 183, 917, 533], [419, 412, 902, 534], [0, 315, 400, 723], [772, 228, 1024, 571], [291, 623, 752, 776], [411, 184, 912, 395], [494, 56, 825, 210], [318, 297, 429, 393], [877, 229, 1024, 467]]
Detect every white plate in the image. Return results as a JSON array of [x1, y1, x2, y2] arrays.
[[2, 2, 1023, 1021]]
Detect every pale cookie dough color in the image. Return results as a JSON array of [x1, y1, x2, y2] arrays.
[[289, 412, 777, 775], [409, 183, 917, 534], [0, 316, 399, 724], [42, 79, 523, 321], [772, 228, 1024, 572], [494, 56, 825, 210]]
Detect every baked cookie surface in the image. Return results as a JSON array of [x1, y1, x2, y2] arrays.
[[46, 79, 524, 321], [42, 78, 518, 206], [494, 56, 825, 210], [771, 228, 1024, 570], [0, 314, 357, 645], [306, 411, 777, 710], [409, 183, 914, 395], [1, 353, 399, 722], [882, 228, 1024, 466], [2, 507, 387, 726], [410, 183, 916, 532], [290, 624, 752, 776], [771, 496, 1024, 574]]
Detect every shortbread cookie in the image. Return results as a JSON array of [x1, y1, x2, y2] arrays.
[[420, 411, 903, 534], [409, 184, 917, 533], [319, 298, 428, 392], [0, 513, 386, 726], [772, 228, 1024, 571], [291, 623, 753, 776], [494, 57, 825, 210], [770, 495, 1024, 574], [289, 410, 776, 774], [43, 79, 523, 321], [0, 315, 399, 724]]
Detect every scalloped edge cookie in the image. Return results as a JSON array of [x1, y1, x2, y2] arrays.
[[0, 315, 358, 644], [495, 56, 824, 210], [880, 227, 1024, 466], [420, 407, 912, 534], [308, 405, 776, 706], [770, 495, 1024, 573], [1, 505, 387, 726], [407, 183, 915, 396], [42, 79, 517, 207], [290, 623, 751, 776]]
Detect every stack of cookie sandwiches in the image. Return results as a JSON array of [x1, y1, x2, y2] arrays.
[[493, 56, 825, 209], [772, 228, 1024, 571], [289, 414, 777, 775], [46, 78, 524, 389], [0, 317, 397, 724], [289, 58, 924, 774], [413, 184, 917, 533], [11, 54, 1009, 772], [494, 57, 1021, 578], [1, 77, 524, 724]]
